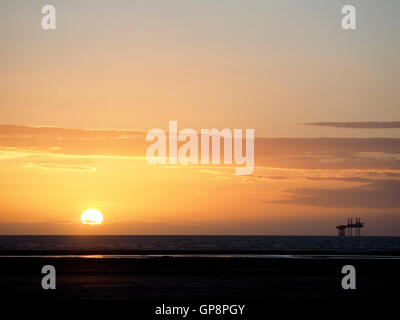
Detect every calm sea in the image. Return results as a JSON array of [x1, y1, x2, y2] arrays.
[[1, 235, 400, 255]]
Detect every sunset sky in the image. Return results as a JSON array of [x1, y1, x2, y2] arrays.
[[1, 0, 400, 235]]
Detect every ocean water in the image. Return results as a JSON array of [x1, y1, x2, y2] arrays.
[[0, 235, 400, 253]]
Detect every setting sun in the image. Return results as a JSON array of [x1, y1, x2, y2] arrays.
[[81, 209, 103, 225]]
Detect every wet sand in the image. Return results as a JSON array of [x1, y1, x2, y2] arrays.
[[0, 255, 399, 302], [1, 255, 398, 318]]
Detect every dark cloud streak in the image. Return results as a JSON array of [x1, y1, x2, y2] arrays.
[[273, 180, 400, 208], [299, 121, 400, 129]]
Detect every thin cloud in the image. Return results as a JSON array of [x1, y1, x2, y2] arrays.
[[298, 121, 400, 129], [305, 176, 373, 183], [25, 163, 96, 171], [0, 124, 144, 139]]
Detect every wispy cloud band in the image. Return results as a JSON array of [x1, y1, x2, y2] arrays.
[[2, 125, 400, 170]]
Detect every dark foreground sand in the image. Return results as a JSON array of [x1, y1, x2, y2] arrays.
[[0, 256, 398, 316], [1, 256, 399, 300]]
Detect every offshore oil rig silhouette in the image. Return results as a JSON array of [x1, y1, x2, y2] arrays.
[[336, 218, 365, 236]]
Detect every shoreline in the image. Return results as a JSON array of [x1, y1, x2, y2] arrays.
[[2, 249, 400, 256]]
